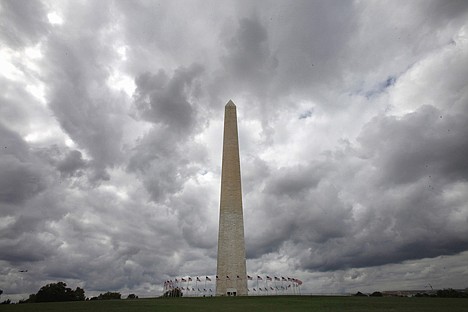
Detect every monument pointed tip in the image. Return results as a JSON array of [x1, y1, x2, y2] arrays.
[[226, 100, 236, 107]]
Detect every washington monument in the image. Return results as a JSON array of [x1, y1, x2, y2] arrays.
[[216, 100, 248, 296]]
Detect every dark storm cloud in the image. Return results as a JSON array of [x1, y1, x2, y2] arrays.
[[127, 125, 207, 203], [56, 150, 87, 177], [0, 125, 45, 204], [133, 64, 204, 135], [0, 0, 48, 48], [359, 105, 468, 185], [418, 0, 468, 27], [298, 106, 468, 271], [243, 101, 468, 273], [45, 35, 125, 175], [130, 64, 208, 203], [40, 2, 129, 182], [264, 164, 326, 197], [268, 1, 356, 96], [222, 16, 277, 93], [0, 232, 58, 263]]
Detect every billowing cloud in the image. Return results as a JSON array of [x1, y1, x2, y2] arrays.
[[1, 0, 468, 301], [0, 124, 45, 205]]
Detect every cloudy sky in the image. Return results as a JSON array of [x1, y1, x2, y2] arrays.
[[1, 0, 468, 300]]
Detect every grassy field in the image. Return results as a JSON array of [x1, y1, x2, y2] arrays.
[[1, 296, 467, 312]]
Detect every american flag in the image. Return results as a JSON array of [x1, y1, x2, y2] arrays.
[[294, 278, 303, 285]]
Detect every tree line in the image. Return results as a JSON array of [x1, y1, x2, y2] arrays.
[[6, 282, 138, 304]]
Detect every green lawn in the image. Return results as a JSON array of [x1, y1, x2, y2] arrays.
[[1, 296, 467, 312]]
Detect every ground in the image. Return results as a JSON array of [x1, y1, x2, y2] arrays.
[[1, 296, 467, 312]]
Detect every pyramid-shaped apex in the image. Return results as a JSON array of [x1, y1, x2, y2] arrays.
[[226, 100, 236, 107]]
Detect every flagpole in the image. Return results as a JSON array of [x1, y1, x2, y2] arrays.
[[188, 277, 191, 297]]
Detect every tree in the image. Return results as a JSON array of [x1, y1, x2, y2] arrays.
[[436, 288, 468, 298], [19, 294, 37, 303], [97, 292, 121, 300], [74, 287, 86, 301], [34, 282, 86, 302]]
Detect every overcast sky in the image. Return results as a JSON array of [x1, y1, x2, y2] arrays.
[[1, 0, 468, 300]]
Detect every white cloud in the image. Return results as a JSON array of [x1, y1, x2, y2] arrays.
[[47, 12, 63, 25]]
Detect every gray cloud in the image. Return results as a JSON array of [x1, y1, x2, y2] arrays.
[[56, 150, 87, 177], [0, 125, 45, 204], [0, 0, 49, 48], [246, 104, 468, 272], [1, 0, 468, 300], [222, 17, 278, 94], [133, 64, 204, 135], [359, 105, 468, 185]]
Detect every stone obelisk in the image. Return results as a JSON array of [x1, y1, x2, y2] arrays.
[[216, 100, 248, 296]]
